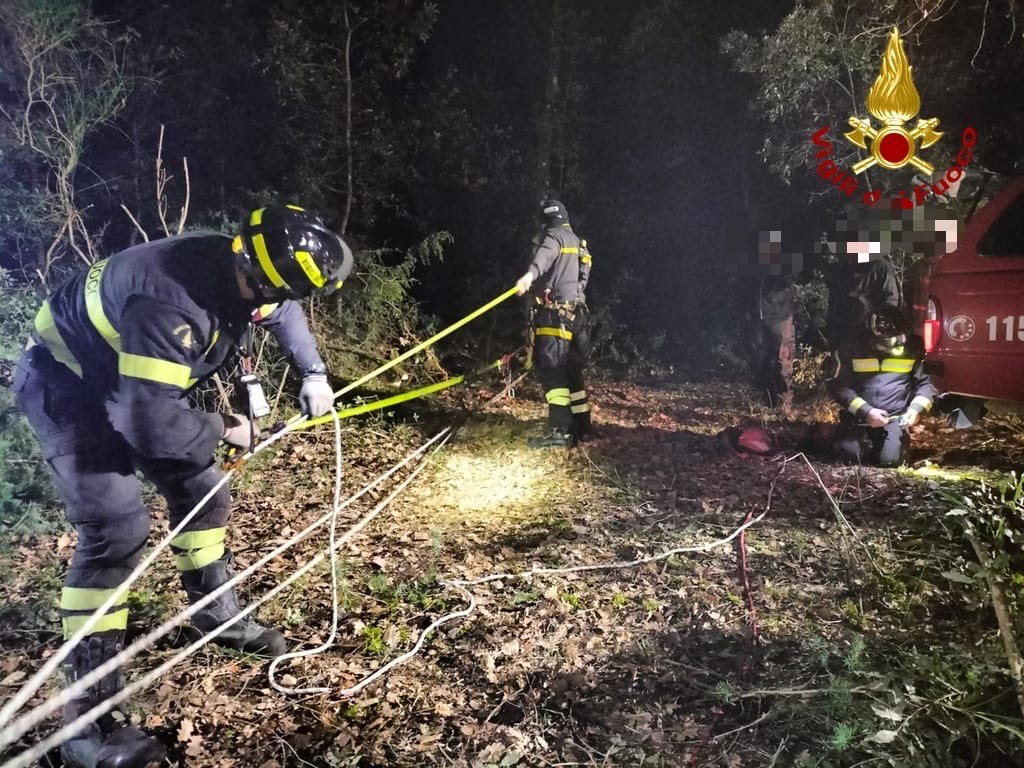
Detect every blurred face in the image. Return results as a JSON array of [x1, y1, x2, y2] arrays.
[[935, 218, 959, 253], [846, 241, 883, 264]]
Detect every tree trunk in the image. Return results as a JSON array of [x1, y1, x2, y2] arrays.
[[339, 0, 354, 235], [534, 0, 564, 198]]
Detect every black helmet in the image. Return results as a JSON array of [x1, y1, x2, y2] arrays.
[[238, 204, 353, 301], [539, 199, 568, 222], [867, 307, 907, 353]]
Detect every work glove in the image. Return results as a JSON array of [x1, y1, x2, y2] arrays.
[[299, 373, 334, 418], [515, 271, 534, 296], [901, 409, 921, 427], [221, 413, 258, 450], [866, 408, 889, 428]]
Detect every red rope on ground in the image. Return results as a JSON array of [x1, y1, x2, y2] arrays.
[[738, 503, 761, 651], [688, 460, 787, 766]]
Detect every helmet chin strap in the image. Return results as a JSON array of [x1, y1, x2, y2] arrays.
[[235, 255, 289, 305]]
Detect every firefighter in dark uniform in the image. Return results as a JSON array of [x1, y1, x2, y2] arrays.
[[830, 308, 937, 466], [12, 204, 352, 767], [515, 199, 593, 448]]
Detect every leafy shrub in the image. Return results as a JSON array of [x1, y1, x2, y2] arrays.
[[0, 269, 60, 538], [310, 231, 451, 386]]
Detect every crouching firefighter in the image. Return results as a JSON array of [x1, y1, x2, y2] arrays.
[[829, 308, 937, 467], [12, 204, 352, 767], [515, 199, 593, 448]]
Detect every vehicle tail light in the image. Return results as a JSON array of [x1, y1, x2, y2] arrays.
[[923, 298, 940, 354]]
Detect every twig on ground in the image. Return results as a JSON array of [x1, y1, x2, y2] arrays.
[[795, 454, 883, 574], [767, 737, 787, 767], [967, 533, 1024, 722], [709, 709, 772, 741]]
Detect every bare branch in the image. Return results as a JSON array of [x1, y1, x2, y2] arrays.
[[155, 124, 170, 237], [120, 204, 149, 242], [176, 156, 191, 234]]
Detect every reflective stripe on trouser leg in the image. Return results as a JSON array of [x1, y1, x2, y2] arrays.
[[60, 586, 129, 638], [537, 365, 573, 434], [545, 387, 571, 407], [567, 366, 590, 433], [569, 390, 589, 414], [136, 461, 232, 572], [170, 526, 227, 571], [544, 387, 573, 434], [13, 345, 149, 637]]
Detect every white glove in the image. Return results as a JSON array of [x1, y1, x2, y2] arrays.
[[299, 373, 334, 418], [515, 271, 534, 296], [221, 413, 258, 450]]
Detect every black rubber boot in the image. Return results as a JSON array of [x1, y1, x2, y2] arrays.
[[572, 413, 593, 442], [527, 428, 575, 449], [60, 631, 166, 768], [180, 553, 288, 657]]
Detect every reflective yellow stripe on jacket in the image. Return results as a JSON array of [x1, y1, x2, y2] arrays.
[[535, 327, 573, 340], [851, 357, 915, 374], [84, 259, 119, 351], [33, 301, 83, 376], [119, 353, 192, 388]]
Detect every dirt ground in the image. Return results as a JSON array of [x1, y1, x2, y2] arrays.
[[2, 371, 1023, 768]]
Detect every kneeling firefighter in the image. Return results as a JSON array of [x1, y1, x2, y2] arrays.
[[13, 204, 352, 767], [515, 199, 593, 448], [830, 307, 937, 466]]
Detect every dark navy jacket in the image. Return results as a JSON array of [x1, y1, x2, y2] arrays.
[[33, 232, 324, 465]]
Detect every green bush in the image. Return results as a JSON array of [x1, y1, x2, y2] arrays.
[[186, 231, 452, 425], [0, 270, 60, 538], [310, 231, 451, 386]]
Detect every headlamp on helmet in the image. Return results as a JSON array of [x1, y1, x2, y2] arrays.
[[238, 204, 353, 302], [538, 199, 568, 223]]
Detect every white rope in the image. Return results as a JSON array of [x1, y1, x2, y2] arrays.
[[4, 428, 811, 763], [263, 455, 796, 700], [268, 407, 345, 695], [264, 510, 771, 701], [0, 434, 443, 768], [0, 427, 451, 759], [324, 583, 477, 699], [443, 508, 769, 588], [265, 410, 476, 695], [0, 468, 232, 728], [0, 421, 301, 730]]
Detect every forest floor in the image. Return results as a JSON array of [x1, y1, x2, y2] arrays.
[[2, 370, 1024, 768]]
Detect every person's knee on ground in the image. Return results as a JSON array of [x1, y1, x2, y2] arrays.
[[875, 422, 909, 467], [833, 435, 865, 464]]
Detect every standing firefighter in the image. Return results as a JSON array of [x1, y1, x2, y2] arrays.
[[12, 204, 352, 767], [752, 273, 796, 411], [830, 307, 937, 466], [515, 199, 593, 448]]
